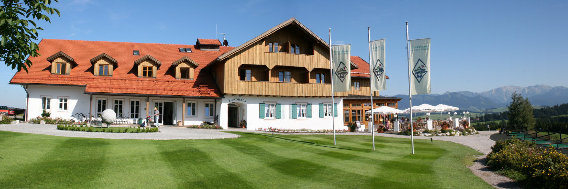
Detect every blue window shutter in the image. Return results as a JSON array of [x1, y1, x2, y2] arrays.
[[292, 104, 297, 119], [306, 104, 312, 118], [259, 103, 265, 119], [319, 103, 324, 118], [275, 104, 281, 119], [334, 103, 338, 117]]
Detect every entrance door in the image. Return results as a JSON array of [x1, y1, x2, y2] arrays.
[[163, 102, 174, 125], [228, 106, 238, 128], [154, 102, 164, 124]]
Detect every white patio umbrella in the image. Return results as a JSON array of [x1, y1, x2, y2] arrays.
[[367, 106, 405, 115], [434, 104, 459, 120]]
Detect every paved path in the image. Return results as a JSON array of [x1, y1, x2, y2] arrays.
[[0, 123, 239, 140]]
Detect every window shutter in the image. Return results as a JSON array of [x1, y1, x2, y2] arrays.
[[292, 104, 297, 119], [259, 103, 265, 119], [306, 104, 312, 118], [275, 104, 281, 119], [334, 103, 338, 117], [319, 103, 324, 118]]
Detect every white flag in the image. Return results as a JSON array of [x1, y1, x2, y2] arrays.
[[409, 38, 431, 95], [370, 39, 386, 91], [332, 45, 351, 92]]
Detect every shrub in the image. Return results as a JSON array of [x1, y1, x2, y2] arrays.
[[487, 138, 568, 188], [187, 123, 222, 129], [56, 124, 159, 133], [41, 110, 50, 118], [0, 116, 14, 124]]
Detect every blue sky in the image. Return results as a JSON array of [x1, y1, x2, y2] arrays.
[[2, 0, 567, 108]]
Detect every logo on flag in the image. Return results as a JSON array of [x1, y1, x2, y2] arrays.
[[335, 62, 348, 82], [373, 59, 384, 82], [412, 58, 427, 83]]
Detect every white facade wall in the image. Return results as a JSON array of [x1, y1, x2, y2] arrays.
[[27, 85, 220, 125], [220, 95, 346, 131], [27, 85, 90, 120]]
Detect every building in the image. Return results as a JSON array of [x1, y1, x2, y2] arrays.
[[342, 57, 402, 129], [10, 18, 399, 130]]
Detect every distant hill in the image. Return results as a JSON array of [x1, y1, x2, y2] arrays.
[[394, 85, 568, 112]]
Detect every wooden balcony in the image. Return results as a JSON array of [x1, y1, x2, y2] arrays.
[[260, 53, 329, 71], [225, 81, 347, 97]]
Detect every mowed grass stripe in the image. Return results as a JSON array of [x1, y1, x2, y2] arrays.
[[0, 137, 109, 188], [157, 140, 253, 188], [92, 140, 178, 188]]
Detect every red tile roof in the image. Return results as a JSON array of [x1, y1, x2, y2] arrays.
[[197, 39, 221, 46], [350, 56, 389, 79], [10, 39, 234, 97]]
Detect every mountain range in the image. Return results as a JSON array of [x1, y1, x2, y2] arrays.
[[394, 85, 568, 112]]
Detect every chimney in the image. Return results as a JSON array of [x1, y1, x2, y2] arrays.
[[221, 33, 228, 46]]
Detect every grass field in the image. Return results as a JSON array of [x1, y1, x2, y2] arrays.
[[0, 131, 491, 188]]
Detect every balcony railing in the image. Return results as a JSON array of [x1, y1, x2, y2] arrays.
[[227, 81, 347, 97]]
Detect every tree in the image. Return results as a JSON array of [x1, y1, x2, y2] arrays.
[[507, 93, 535, 131], [0, 0, 59, 71]]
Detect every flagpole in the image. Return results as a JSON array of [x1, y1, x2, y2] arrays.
[[368, 27, 375, 151], [406, 21, 415, 155], [329, 28, 336, 145]]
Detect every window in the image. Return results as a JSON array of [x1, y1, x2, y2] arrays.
[[204, 103, 214, 118], [246, 70, 252, 81], [180, 67, 190, 79], [142, 66, 153, 78], [268, 42, 278, 53], [274, 43, 279, 52], [179, 48, 192, 53], [186, 102, 196, 116], [264, 103, 275, 118], [41, 97, 51, 110], [297, 104, 307, 118], [113, 100, 123, 117], [58, 97, 68, 111], [99, 64, 109, 76], [323, 103, 333, 117], [388, 103, 396, 107], [279, 71, 291, 82], [240, 69, 251, 81], [316, 73, 325, 83], [97, 99, 107, 116], [353, 81, 360, 90], [344, 110, 349, 123], [130, 100, 140, 118], [55, 62, 66, 74], [291, 44, 300, 54], [133, 50, 140, 55]]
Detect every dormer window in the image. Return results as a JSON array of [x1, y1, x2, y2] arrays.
[[133, 50, 140, 55], [46, 51, 76, 75], [134, 55, 161, 78], [98, 64, 109, 76], [142, 66, 153, 78], [90, 53, 118, 76], [171, 56, 198, 80], [55, 62, 66, 74]]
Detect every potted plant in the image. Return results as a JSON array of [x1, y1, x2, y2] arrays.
[[348, 122, 357, 132], [239, 120, 247, 128]]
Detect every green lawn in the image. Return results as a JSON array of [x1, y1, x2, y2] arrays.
[[0, 131, 490, 188]]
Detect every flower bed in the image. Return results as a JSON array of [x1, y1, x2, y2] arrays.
[[257, 127, 348, 133], [57, 124, 158, 133], [30, 117, 75, 125], [487, 138, 568, 188]]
